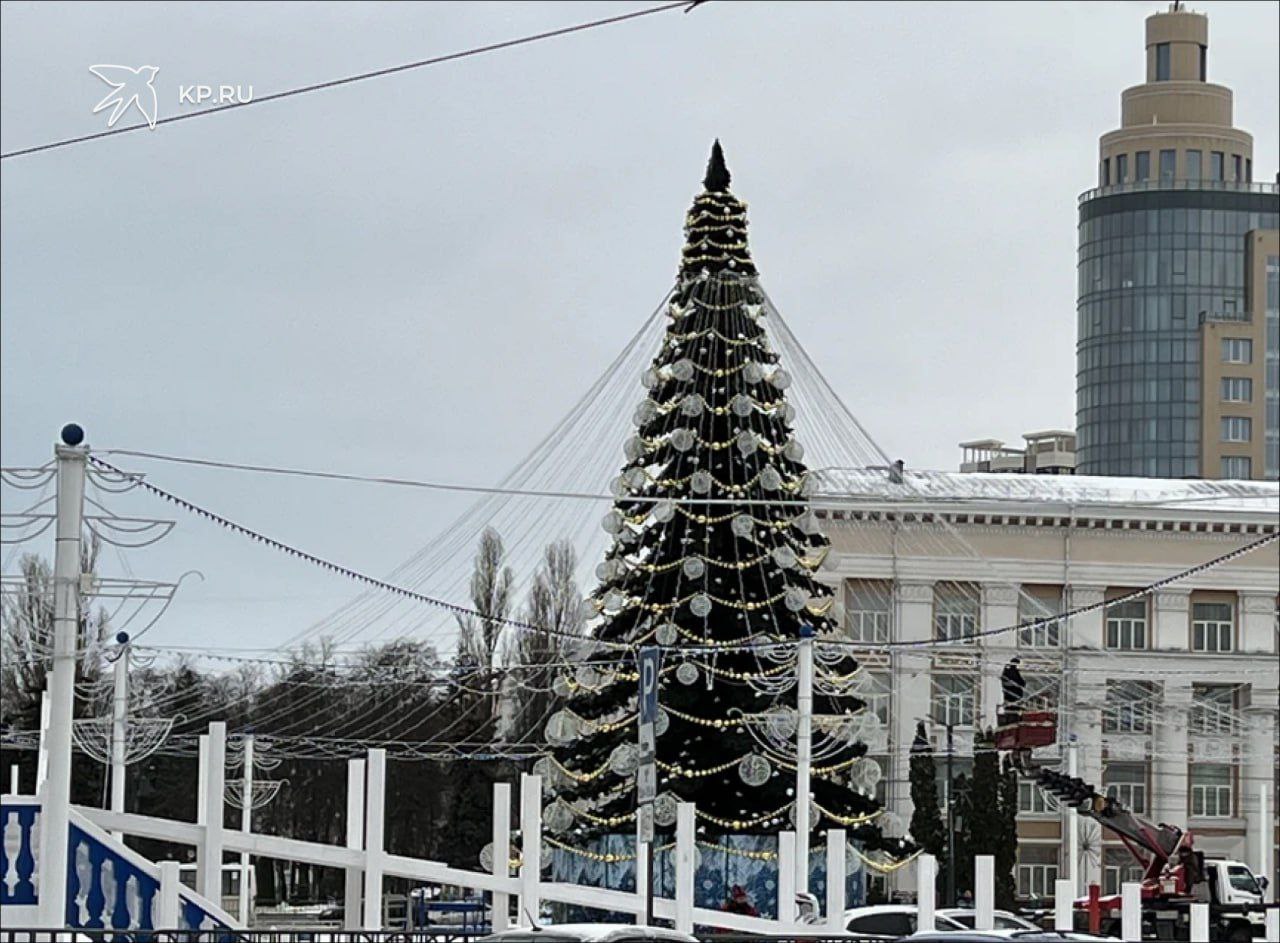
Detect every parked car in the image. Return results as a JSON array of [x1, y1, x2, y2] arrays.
[[479, 925, 697, 943], [936, 908, 1041, 931], [842, 904, 967, 939]]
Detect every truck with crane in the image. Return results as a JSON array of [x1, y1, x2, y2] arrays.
[[997, 710, 1272, 941]]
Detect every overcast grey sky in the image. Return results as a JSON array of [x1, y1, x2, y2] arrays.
[[2, 1, 1277, 655]]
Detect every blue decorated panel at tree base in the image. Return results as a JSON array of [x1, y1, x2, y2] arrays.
[[551, 835, 866, 922]]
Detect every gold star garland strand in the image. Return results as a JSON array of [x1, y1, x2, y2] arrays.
[[855, 848, 923, 874], [562, 800, 795, 833], [811, 802, 883, 827], [637, 431, 798, 455], [664, 327, 772, 349], [617, 504, 804, 529], [656, 756, 742, 779], [624, 464, 810, 496], [545, 839, 920, 870], [565, 709, 637, 735], [623, 549, 775, 573], [592, 587, 834, 618], [627, 623, 781, 649]]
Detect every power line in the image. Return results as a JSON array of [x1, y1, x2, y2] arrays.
[[86, 447, 1280, 513], [0, 1, 697, 161], [86, 453, 632, 651], [82, 454, 1280, 657]]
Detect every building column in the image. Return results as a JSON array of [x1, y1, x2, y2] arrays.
[[1153, 590, 1190, 651], [892, 581, 934, 895], [981, 584, 1020, 729], [1238, 593, 1277, 653], [1242, 685, 1279, 886], [1065, 585, 1105, 650], [1071, 679, 1106, 892], [1153, 681, 1192, 829]]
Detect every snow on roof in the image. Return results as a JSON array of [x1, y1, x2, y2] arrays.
[[811, 467, 1280, 517]]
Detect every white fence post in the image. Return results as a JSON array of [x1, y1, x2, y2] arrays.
[[1260, 784, 1271, 893], [196, 734, 209, 825], [158, 861, 182, 928], [674, 802, 695, 934], [1264, 906, 1279, 943], [1189, 902, 1209, 942], [974, 855, 994, 930], [362, 749, 386, 929], [200, 721, 226, 905], [492, 781, 511, 933], [1120, 881, 1142, 941], [916, 854, 936, 932], [36, 692, 50, 791], [343, 758, 365, 931], [519, 774, 542, 927], [7, 763, 17, 794], [826, 829, 846, 933], [1054, 877, 1074, 930], [777, 830, 796, 924], [635, 834, 651, 927]]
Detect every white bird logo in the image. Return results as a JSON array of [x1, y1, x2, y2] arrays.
[[89, 65, 160, 128]]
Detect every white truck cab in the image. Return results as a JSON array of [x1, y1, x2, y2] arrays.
[[1201, 858, 1268, 940]]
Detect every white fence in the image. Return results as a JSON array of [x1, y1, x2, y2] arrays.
[[10, 719, 1279, 940]]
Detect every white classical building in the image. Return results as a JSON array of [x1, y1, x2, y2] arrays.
[[814, 469, 1279, 902]]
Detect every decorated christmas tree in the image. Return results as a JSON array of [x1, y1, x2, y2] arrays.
[[539, 143, 908, 866]]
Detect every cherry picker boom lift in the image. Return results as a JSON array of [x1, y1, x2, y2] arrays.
[[996, 709, 1271, 941]]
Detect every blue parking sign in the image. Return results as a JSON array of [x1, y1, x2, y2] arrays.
[[638, 646, 661, 725]]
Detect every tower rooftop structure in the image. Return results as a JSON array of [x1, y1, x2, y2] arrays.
[[1074, 4, 1279, 481]]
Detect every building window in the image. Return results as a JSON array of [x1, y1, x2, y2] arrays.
[[1105, 598, 1147, 650], [934, 582, 978, 643], [1159, 149, 1176, 184], [1135, 151, 1151, 182], [1186, 149, 1202, 180], [1192, 684, 1236, 735], [846, 580, 891, 643], [1221, 416, 1252, 443], [1198, 43, 1207, 81], [1245, 157, 1252, 182], [1103, 680, 1157, 734], [1155, 42, 1171, 80], [1018, 780, 1059, 816], [1191, 601, 1235, 652], [1232, 154, 1242, 182], [1019, 588, 1062, 648], [1190, 764, 1233, 818], [1221, 377, 1253, 402], [1210, 151, 1225, 181], [1115, 153, 1128, 184], [1104, 762, 1149, 814], [1221, 456, 1252, 480], [1222, 337, 1253, 363], [1101, 157, 1110, 187], [1104, 848, 1145, 896], [1016, 845, 1059, 901], [932, 673, 976, 727], [863, 672, 892, 728]]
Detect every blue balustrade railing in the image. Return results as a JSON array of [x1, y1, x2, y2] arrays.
[[2, 798, 234, 932], [1, 800, 41, 906], [67, 822, 160, 930]]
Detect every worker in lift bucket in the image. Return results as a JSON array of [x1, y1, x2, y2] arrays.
[[1001, 657, 1026, 715]]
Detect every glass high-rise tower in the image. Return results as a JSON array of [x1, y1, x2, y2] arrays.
[[1075, 3, 1279, 480]]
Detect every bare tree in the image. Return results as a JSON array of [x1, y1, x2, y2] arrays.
[[454, 528, 513, 672], [503, 540, 581, 744]]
